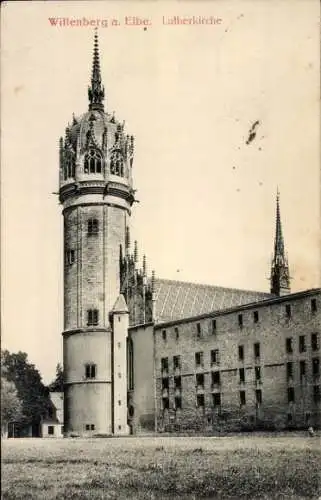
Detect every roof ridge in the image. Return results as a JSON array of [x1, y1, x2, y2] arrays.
[[153, 277, 271, 296]]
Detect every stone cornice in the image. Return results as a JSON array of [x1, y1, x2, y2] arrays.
[[62, 327, 111, 338]]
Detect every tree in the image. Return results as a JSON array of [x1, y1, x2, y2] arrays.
[[48, 363, 64, 392], [1, 350, 51, 436], [1, 377, 23, 437]]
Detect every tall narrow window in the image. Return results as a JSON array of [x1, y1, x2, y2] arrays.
[[174, 396, 182, 409], [253, 311, 259, 323], [162, 330, 167, 341], [128, 338, 134, 391], [300, 360, 306, 380], [311, 333, 319, 351], [299, 335, 306, 353], [211, 319, 217, 334], [254, 342, 260, 359], [173, 355, 181, 370], [312, 358, 320, 377], [286, 337, 293, 354], [239, 390, 246, 406], [88, 218, 99, 236], [195, 351, 204, 367], [66, 249, 75, 266], [255, 366, 261, 381], [84, 148, 102, 174], [211, 371, 221, 386], [256, 389, 262, 405], [311, 298, 317, 314], [162, 378, 169, 390], [196, 373, 204, 388], [285, 304, 291, 319], [64, 156, 76, 180], [162, 398, 169, 410], [85, 363, 96, 379], [196, 394, 205, 408], [174, 327, 179, 340], [239, 368, 245, 383], [87, 309, 99, 326], [238, 314, 243, 328], [211, 349, 219, 365], [287, 387, 295, 403], [286, 362, 293, 381], [238, 345, 244, 362], [161, 357, 168, 373], [196, 323, 202, 338], [313, 385, 320, 403], [174, 376, 182, 389], [212, 393, 221, 407]]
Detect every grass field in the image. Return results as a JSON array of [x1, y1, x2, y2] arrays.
[[2, 434, 321, 499]]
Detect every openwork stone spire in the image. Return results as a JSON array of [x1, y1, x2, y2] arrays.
[[88, 30, 105, 111], [270, 190, 291, 296]]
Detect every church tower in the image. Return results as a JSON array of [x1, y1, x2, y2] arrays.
[[59, 32, 135, 436], [270, 190, 291, 296]]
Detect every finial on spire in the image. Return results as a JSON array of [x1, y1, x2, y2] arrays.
[[88, 29, 105, 112], [270, 190, 291, 296]]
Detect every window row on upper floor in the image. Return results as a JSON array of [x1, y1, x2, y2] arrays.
[[159, 299, 318, 342]]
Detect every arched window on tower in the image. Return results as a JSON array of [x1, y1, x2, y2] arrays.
[[127, 337, 134, 391], [64, 156, 76, 181], [110, 153, 124, 177], [84, 149, 103, 174]]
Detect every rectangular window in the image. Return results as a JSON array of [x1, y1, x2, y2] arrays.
[[162, 330, 167, 341], [87, 309, 99, 326], [66, 249, 75, 265], [300, 360, 306, 380], [162, 377, 169, 390], [162, 397, 169, 410], [90, 424, 95, 431], [211, 349, 219, 365], [239, 390, 246, 406], [212, 392, 221, 407], [174, 396, 182, 409], [255, 366, 261, 381], [254, 342, 260, 359], [288, 387, 295, 403], [195, 351, 204, 367], [286, 362, 293, 380], [239, 368, 245, 383], [299, 335, 306, 353], [311, 333, 319, 351], [253, 311, 259, 323], [256, 389, 262, 405], [174, 376, 182, 389], [211, 371, 220, 386], [286, 337, 293, 354], [85, 363, 96, 379], [312, 358, 320, 377], [196, 394, 205, 408], [196, 323, 201, 338], [285, 304, 291, 318], [48, 425, 54, 435], [88, 218, 99, 235], [313, 385, 320, 403], [238, 314, 243, 328], [174, 327, 179, 340], [173, 355, 181, 370], [161, 357, 168, 373], [211, 319, 217, 334], [238, 345, 244, 362], [85, 424, 90, 431], [196, 373, 205, 388], [311, 298, 317, 314]]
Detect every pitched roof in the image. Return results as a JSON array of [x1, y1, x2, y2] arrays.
[[153, 278, 272, 323]]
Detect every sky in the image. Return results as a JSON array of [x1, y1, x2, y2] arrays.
[[1, 0, 320, 384]]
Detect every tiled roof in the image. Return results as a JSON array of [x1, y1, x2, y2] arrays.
[[153, 278, 272, 323]]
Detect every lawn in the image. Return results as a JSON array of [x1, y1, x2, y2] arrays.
[[2, 434, 321, 499]]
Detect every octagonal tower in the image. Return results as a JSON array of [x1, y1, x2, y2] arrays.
[[59, 32, 134, 436]]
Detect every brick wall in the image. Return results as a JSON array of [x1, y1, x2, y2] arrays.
[[154, 290, 321, 432]]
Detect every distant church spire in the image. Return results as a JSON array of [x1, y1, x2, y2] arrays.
[[270, 189, 291, 296], [88, 29, 105, 112]]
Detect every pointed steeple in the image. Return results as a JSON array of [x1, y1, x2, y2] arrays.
[[88, 29, 105, 112], [270, 190, 291, 296]]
